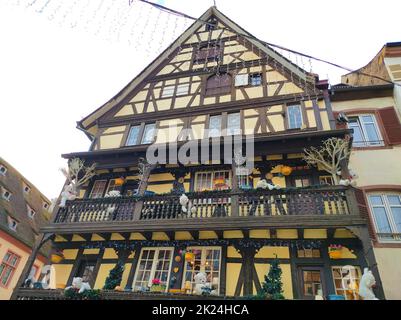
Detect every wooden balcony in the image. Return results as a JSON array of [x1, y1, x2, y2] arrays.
[[42, 186, 367, 234]]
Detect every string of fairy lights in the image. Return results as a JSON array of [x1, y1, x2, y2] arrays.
[[2, 0, 398, 90]]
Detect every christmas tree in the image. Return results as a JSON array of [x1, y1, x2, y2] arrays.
[[103, 262, 124, 290], [261, 255, 284, 300]]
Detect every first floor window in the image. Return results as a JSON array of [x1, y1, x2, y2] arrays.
[[368, 193, 401, 241], [332, 266, 361, 300], [133, 248, 173, 292], [182, 247, 221, 295], [105, 179, 119, 195], [287, 105, 303, 129], [348, 115, 383, 147], [76, 260, 97, 284], [319, 176, 334, 185], [0, 251, 21, 288], [89, 180, 107, 199]]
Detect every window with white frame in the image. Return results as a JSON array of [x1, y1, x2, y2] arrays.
[[161, 86, 175, 98], [194, 171, 231, 191], [182, 247, 221, 294], [141, 123, 157, 144], [89, 180, 107, 199], [287, 105, 303, 129], [0, 165, 7, 176], [227, 112, 241, 135], [176, 83, 190, 96], [331, 266, 361, 300], [27, 204, 36, 219], [368, 193, 401, 241], [0, 251, 21, 288], [105, 179, 120, 195], [132, 248, 173, 292], [7, 216, 18, 231], [1, 188, 12, 201], [208, 115, 222, 138], [348, 115, 383, 147]]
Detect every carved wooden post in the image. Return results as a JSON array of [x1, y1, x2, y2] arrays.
[[10, 233, 54, 300], [231, 162, 240, 217], [133, 158, 156, 220]]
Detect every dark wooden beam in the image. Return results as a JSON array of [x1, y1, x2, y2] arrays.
[[189, 230, 199, 240], [215, 230, 224, 239], [165, 231, 175, 241], [270, 229, 277, 239], [142, 232, 152, 241]]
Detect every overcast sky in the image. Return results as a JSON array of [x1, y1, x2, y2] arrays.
[[0, 0, 400, 199]]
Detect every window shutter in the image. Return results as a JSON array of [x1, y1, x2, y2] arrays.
[[378, 107, 401, 145], [332, 111, 347, 129], [354, 188, 376, 240]]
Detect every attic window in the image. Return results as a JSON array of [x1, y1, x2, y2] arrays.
[[2, 188, 12, 201], [206, 18, 217, 31], [250, 73, 263, 86], [23, 183, 31, 194], [0, 165, 7, 176], [161, 86, 175, 98], [206, 73, 232, 96], [195, 45, 222, 62], [176, 83, 189, 96], [7, 216, 18, 231], [43, 201, 50, 210], [27, 205, 36, 219]]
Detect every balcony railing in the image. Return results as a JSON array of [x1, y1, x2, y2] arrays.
[[54, 186, 353, 224]]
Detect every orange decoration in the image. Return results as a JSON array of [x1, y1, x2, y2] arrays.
[[281, 166, 293, 176], [185, 252, 195, 262], [114, 177, 125, 186]]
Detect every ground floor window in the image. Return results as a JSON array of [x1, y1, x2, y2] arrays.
[[298, 267, 325, 299], [76, 259, 97, 284], [0, 251, 21, 288], [133, 248, 173, 292], [182, 247, 221, 294], [331, 266, 361, 300]]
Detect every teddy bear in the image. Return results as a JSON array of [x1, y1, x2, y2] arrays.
[[338, 168, 358, 187], [180, 194, 189, 213], [59, 184, 77, 207], [65, 277, 91, 294], [256, 179, 281, 190], [359, 268, 378, 300], [194, 272, 217, 296]]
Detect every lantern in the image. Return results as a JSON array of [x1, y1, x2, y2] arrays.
[[114, 177, 125, 186], [281, 166, 293, 176], [185, 252, 195, 262]]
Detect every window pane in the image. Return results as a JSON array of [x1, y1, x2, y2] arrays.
[[250, 74, 262, 86], [90, 180, 107, 199], [208, 116, 222, 138], [126, 126, 140, 146], [387, 195, 401, 206], [372, 207, 392, 233], [227, 113, 241, 135], [364, 123, 380, 143], [369, 195, 383, 206], [288, 105, 302, 129], [141, 124, 156, 144], [390, 207, 401, 233]]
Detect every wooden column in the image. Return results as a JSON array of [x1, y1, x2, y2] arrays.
[[231, 162, 239, 217], [133, 160, 157, 220], [10, 233, 54, 300], [234, 244, 258, 296]]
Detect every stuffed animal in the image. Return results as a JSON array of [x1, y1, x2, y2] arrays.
[[65, 277, 91, 294], [359, 268, 378, 300], [105, 190, 121, 197], [59, 184, 77, 207], [256, 179, 281, 190], [194, 272, 217, 296], [337, 168, 358, 187], [180, 194, 189, 213]]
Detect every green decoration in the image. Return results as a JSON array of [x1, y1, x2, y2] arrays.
[[260, 255, 285, 300], [103, 261, 125, 290], [64, 288, 101, 300]]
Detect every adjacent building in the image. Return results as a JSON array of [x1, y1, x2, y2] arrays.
[[331, 41, 401, 299], [13, 7, 391, 300], [0, 157, 51, 299]]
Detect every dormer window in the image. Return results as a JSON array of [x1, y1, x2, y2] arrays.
[[2, 188, 12, 201], [126, 123, 157, 146], [43, 201, 50, 210], [206, 73, 232, 96], [250, 73, 263, 86], [7, 216, 18, 231], [205, 18, 217, 31], [27, 205, 36, 219], [0, 165, 7, 176], [23, 183, 31, 194]]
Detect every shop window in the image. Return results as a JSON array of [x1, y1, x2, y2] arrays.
[[299, 267, 324, 298], [182, 247, 221, 294], [332, 266, 361, 300], [132, 248, 173, 292]]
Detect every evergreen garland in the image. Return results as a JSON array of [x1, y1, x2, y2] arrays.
[[103, 261, 125, 290]]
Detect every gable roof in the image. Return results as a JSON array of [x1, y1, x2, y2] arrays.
[[78, 6, 312, 134]]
